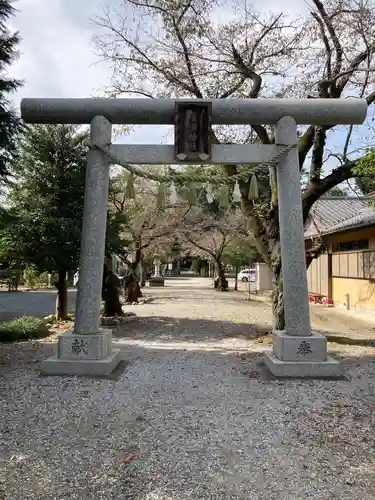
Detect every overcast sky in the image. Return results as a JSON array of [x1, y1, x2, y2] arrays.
[[9, 0, 308, 146], [10, 0, 304, 103], [9, 0, 368, 179]]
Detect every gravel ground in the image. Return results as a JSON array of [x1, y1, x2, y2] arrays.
[[1, 281, 375, 499]]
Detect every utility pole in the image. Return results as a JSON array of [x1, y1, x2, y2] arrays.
[[248, 256, 252, 298]]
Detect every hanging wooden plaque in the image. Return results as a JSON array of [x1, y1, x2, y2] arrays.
[[174, 101, 212, 162]]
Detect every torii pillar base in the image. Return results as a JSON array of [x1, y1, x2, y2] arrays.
[[264, 330, 343, 378], [41, 330, 121, 377]]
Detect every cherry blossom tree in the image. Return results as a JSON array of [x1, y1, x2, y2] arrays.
[[94, 0, 375, 327]]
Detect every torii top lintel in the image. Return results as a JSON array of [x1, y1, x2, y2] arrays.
[[20, 97, 367, 126]]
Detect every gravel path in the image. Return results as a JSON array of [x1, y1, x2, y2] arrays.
[[1, 281, 375, 499]]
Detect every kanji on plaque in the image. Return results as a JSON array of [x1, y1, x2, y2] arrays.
[[175, 101, 212, 162], [296, 340, 313, 356], [71, 339, 88, 355]]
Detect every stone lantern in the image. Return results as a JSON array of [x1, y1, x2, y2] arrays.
[[149, 258, 165, 287]]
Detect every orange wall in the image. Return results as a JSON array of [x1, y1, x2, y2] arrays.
[[332, 277, 375, 311], [307, 226, 375, 310], [329, 227, 375, 310]]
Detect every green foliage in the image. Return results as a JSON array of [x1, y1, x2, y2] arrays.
[[0, 124, 88, 274], [354, 150, 375, 194], [191, 258, 207, 274], [326, 186, 346, 196], [23, 266, 39, 289], [0, 0, 23, 180], [0, 316, 50, 342], [22, 267, 56, 288], [106, 210, 132, 258], [355, 149, 375, 173], [106, 174, 145, 260], [355, 177, 375, 195], [222, 238, 261, 269]]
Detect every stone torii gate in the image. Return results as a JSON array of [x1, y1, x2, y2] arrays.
[[21, 97, 367, 378]]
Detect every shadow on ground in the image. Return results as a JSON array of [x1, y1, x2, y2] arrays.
[[140, 292, 259, 306], [114, 316, 271, 343], [113, 315, 375, 349], [1, 317, 374, 376]]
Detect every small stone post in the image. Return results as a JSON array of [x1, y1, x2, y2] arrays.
[[42, 116, 121, 376], [264, 116, 342, 377]]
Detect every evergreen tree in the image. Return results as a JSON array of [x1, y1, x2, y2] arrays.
[[0, 124, 88, 319], [222, 238, 262, 291], [0, 0, 22, 179]]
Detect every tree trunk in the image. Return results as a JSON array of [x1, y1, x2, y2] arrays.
[[55, 270, 68, 321], [132, 247, 142, 273], [124, 246, 144, 300], [124, 273, 143, 303], [234, 266, 239, 291], [214, 259, 228, 291], [105, 255, 113, 271], [102, 264, 123, 317], [137, 259, 146, 287], [241, 186, 315, 331], [173, 259, 180, 276], [243, 199, 286, 330], [271, 264, 285, 331], [140, 265, 146, 287], [268, 229, 286, 331]]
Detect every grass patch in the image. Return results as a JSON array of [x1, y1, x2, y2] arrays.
[[0, 316, 51, 342]]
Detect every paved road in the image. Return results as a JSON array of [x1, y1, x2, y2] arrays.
[[0, 289, 77, 320]]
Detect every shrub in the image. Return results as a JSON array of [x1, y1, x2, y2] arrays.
[[38, 271, 49, 286], [22, 268, 59, 289], [0, 316, 51, 342], [23, 267, 40, 289]]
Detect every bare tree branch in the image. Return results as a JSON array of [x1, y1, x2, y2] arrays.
[[311, 11, 332, 83], [172, 16, 203, 98], [249, 14, 283, 64], [337, 45, 375, 93], [312, 0, 343, 79], [231, 43, 262, 98]]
